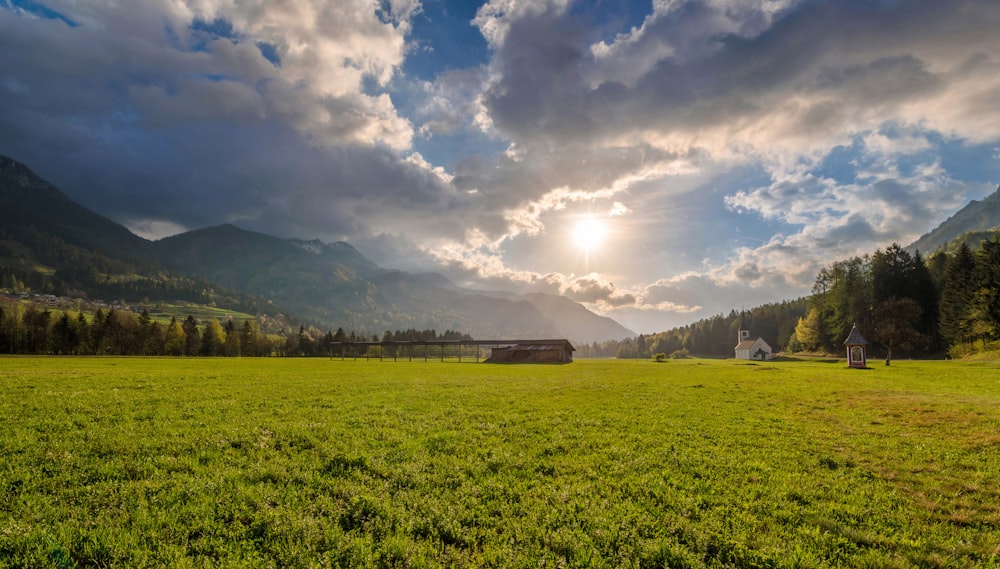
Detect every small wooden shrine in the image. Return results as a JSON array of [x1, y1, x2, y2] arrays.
[[843, 324, 868, 369]]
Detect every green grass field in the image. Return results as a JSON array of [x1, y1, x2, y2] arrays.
[[1, 357, 998, 568]]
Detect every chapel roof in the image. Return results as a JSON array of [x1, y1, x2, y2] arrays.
[[843, 324, 868, 345]]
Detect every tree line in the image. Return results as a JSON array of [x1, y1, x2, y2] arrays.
[[576, 298, 808, 359], [793, 239, 1000, 359], [4, 237, 998, 360], [581, 238, 1000, 360], [0, 301, 473, 357], [0, 304, 274, 356]]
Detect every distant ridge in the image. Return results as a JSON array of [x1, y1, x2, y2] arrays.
[[0, 155, 150, 262], [907, 186, 1000, 254], [1, 154, 635, 343], [152, 223, 635, 343]]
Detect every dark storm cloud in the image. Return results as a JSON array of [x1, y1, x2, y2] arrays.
[[479, 0, 997, 149], [0, 2, 451, 241]]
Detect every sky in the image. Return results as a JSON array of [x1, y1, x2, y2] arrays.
[[2, 0, 999, 334]]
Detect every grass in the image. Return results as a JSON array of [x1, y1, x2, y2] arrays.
[[144, 302, 256, 324], [1, 357, 998, 567]]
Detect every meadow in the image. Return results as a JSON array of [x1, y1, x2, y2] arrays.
[[1, 357, 998, 568]]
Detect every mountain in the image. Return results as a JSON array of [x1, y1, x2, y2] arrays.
[[1, 155, 633, 343], [907, 186, 1000, 254], [0, 155, 150, 264], [475, 291, 635, 344], [0, 156, 278, 316], [152, 224, 635, 343]]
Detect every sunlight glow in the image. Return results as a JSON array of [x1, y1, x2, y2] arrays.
[[572, 218, 608, 252]]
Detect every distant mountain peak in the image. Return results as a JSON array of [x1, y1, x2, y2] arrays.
[[291, 239, 325, 255], [907, 185, 1000, 255], [0, 154, 150, 261], [1, 154, 60, 195]]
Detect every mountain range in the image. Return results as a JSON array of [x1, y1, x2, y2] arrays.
[[0, 155, 634, 344], [907, 188, 1000, 255], [4, 153, 999, 344]]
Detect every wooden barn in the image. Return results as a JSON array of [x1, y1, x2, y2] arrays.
[[485, 340, 575, 363]]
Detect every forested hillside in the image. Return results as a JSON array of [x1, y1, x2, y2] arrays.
[[586, 237, 1000, 360], [577, 298, 808, 359]]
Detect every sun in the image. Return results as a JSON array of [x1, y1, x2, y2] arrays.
[[571, 218, 608, 252]]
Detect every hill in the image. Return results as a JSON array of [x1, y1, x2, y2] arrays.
[[907, 186, 1000, 254], [0, 155, 633, 343], [0, 155, 150, 264], [0, 156, 269, 316], [152, 224, 634, 342]]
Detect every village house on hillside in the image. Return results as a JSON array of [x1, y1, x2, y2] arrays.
[[734, 329, 774, 360]]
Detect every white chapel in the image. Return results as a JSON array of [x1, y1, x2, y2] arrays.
[[734, 329, 774, 360]]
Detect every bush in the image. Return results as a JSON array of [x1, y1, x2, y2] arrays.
[[670, 348, 690, 359], [653, 353, 666, 362]]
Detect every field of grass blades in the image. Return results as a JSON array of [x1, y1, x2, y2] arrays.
[[1, 356, 998, 567]]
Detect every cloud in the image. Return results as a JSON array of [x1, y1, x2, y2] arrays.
[[725, 162, 975, 255], [472, 0, 1000, 166], [609, 201, 630, 217], [414, 67, 490, 138], [3, 0, 1000, 336]]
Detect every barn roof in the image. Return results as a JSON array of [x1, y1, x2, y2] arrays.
[[494, 340, 575, 351], [503, 343, 568, 351]]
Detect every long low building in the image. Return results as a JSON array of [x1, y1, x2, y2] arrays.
[[328, 338, 575, 363], [484, 340, 575, 364]]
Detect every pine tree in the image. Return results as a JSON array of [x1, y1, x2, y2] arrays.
[[182, 316, 201, 356], [201, 318, 226, 356], [240, 320, 256, 356], [974, 238, 1000, 339], [939, 242, 977, 350], [223, 319, 239, 356]]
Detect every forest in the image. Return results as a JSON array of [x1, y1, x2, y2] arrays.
[[579, 239, 1000, 360], [0, 297, 473, 358]]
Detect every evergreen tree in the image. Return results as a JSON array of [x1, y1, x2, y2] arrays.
[[23, 306, 51, 354], [52, 311, 77, 355], [91, 308, 109, 354], [974, 238, 1000, 339], [939, 242, 977, 350], [75, 312, 91, 354], [871, 244, 913, 304], [223, 319, 239, 356], [910, 251, 940, 348], [138, 308, 154, 355], [201, 318, 226, 356], [240, 320, 256, 356], [146, 321, 167, 355], [182, 316, 201, 356]]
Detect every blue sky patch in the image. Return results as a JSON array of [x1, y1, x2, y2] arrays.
[[4, 0, 75, 26]]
